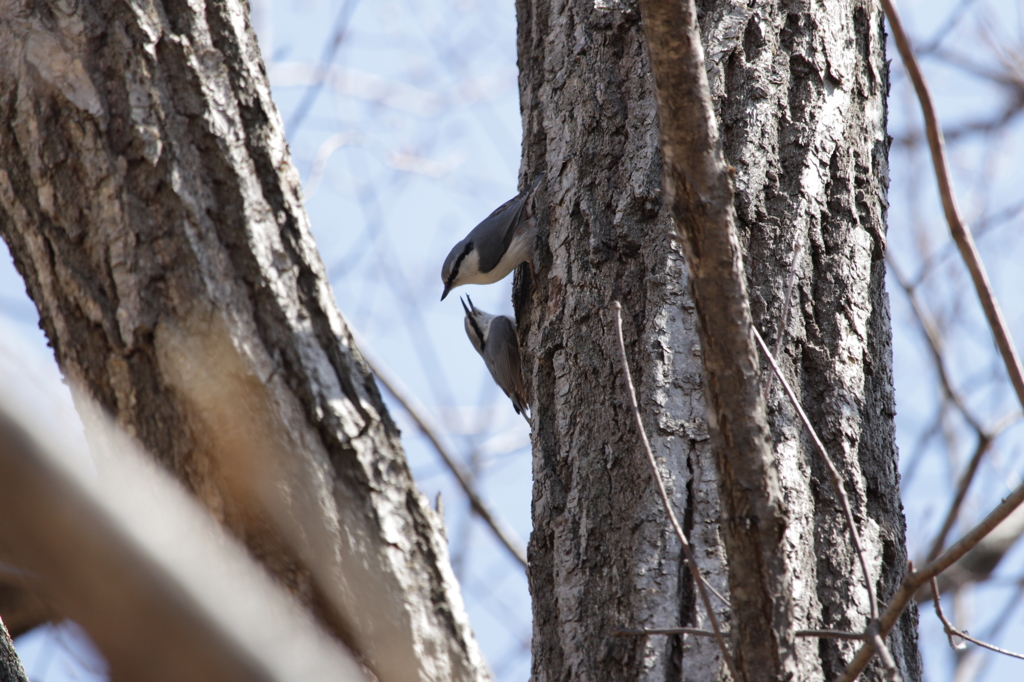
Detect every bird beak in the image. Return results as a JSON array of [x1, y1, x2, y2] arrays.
[[441, 283, 452, 301], [460, 297, 471, 317], [465, 294, 477, 313]]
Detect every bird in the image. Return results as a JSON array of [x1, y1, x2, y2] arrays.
[[460, 295, 530, 424], [440, 173, 545, 301]]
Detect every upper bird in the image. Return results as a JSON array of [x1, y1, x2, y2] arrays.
[[461, 296, 529, 423], [440, 173, 545, 301]]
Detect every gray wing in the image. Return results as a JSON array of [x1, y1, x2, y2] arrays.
[[468, 194, 528, 274], [483, 316, 528, 414], [469, 173, 545, 274]]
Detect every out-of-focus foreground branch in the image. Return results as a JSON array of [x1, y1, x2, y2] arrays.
[[0, 389, 365, 682]]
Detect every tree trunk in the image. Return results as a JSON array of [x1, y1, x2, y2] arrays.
[[0, 618, 28, 682], [516, 0, 922, 679], [0, 2, 486, 681]]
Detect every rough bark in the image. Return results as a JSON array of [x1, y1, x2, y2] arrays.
[[0, 2, 487, 681], [0, 617, 28, 682], [639, 0, 795, 678], [516, 0, 921, 680]]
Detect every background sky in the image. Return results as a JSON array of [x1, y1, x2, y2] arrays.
[[4, 0, 1024, 680]]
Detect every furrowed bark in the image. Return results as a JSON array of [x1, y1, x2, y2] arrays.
[[0, 2, 487, 680], [517, 0, 919, 679], [638, 0, 793, 678], [0, 617, 28, 682]]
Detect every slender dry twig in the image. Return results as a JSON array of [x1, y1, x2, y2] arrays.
[[614, 627, 724, 639], [616, 627, 867, 641], [882, 0, 1024, 413], [753, 326, 901, 681], [348, 326, 529, 568], [795, 629, 866, 641], [752, 327, 878, 620], [611, 301, 738, 682], [926, 434, 993, 561], [886, 254, 984, 432], [931, 577, 1024, 660], [838, 481, 1024, 681]]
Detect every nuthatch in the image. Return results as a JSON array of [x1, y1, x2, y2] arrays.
[[460, 296, 530, 423], [440, 173, 545, 301]]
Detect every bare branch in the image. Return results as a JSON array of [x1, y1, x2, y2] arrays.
[[617, 627, 868, 641], [611, 302, 737, 682], [838, 481, 1024, 681], [886, 255, 984, 432], [614, 627, 724, 639], [931, 577, 1024, 661], [349, 326, 528, 569], [882, 0, 1024, 413], [0, 394, 366, 682], [636, 0, 793, 676], [926, 433, 993, 562]]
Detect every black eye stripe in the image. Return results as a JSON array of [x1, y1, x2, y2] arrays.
[[467, 314, 485, 347], [446, 241, 473, 288]]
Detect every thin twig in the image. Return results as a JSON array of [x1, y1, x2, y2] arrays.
[[925, 401, 1019, 561], [925, 432, 993, 562], [882, 0, 1024, 413], [838, 481, 1024, 681], [795, 629, 866, 641], [348, 326, 529, 569], [614, 627, 724, 639], [617, 626, 867, 641], [886, 255, 984, 432], [752, 326, 878, 620], [286, 0, 362, 135], [865, 619, 902, 682], [611, 301, 737, 682], [931, 577, 1024, 660]]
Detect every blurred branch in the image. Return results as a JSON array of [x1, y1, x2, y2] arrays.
[[883, 0, 1024, 418], [0, 395, 366, 682], [908, 200, 1024, 288], [917, 0, 978, 55], [286, 0, 362, 135], [886, 255, 983, 431], [926, 412, 1021, 562], [349, 325, 528, 569]]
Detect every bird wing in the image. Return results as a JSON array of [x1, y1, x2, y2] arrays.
[[469, 193, 529, 274], [484, 316, 528, 414], [470, 173, 544, 274]]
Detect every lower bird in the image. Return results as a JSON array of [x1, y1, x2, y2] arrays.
[[440, 173, 545, 301], [461, 296, 530, 424]]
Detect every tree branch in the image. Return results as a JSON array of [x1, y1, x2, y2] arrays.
[[882, 0, 1024, 412], [931, 577, 1024, 660], [636, 1, 793, 678], [838, 481, 1024, 680], [349, 326, 528, 568]]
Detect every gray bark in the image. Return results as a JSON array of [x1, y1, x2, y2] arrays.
[[516, 0, 921, 679], [0, 2, 486, 681], [0, 617, 28, 682]]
